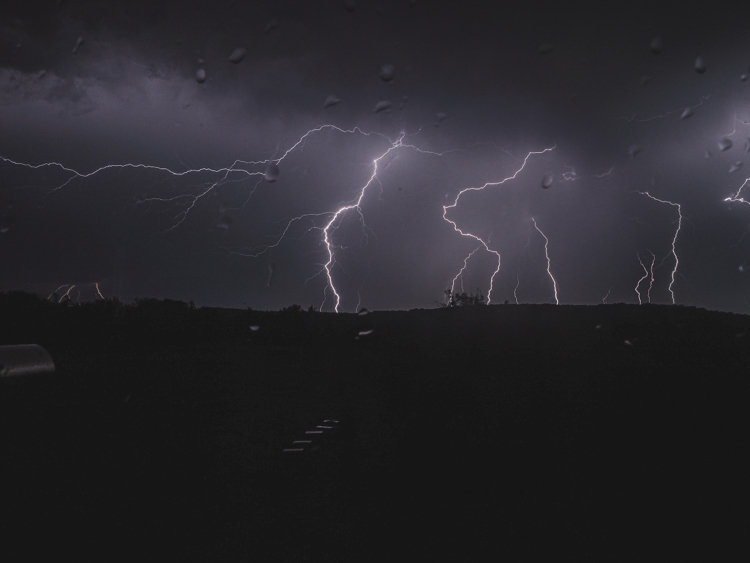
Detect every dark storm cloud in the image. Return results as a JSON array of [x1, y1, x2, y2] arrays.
[[3, 0, 750, 311]]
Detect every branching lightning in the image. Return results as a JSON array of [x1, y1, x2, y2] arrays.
[[442, 146, 555, 304], [531, 217, 559, 305], [637, 191, 682, 304], [450, 246, 482, 296]]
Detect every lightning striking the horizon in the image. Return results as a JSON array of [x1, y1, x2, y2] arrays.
[[450, 246, 481, 296], [637, 191, 682, 304], [531, 217, 559, 305], [442, 146, 556, 304]]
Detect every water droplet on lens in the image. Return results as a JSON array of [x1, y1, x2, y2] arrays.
[[358, 308, 369, 315], [650, 36, 663, 54], [264, 162, 280, 182], [628, 144, 643, 158], [196, 68, 206, 83], [729, 161, 743, 173], [741, 74, 748, 82], [680, 107, 694, 119], [72, 36, 84, 54], [719, 138, 733, 151], [0, 219, 10, 233], [379, 64, 395, 82], [358, 329, 373, 336], [542, 174, 554, 188], [250, 325, 260, 331], [217, 216, 233, 230], [228, 47, 247, 64], [324, 94, 340, 108], [264, 19, 279, 34], [537, 43, 554, 54], [641, 75, 651, 85], [694, 57, 707, 73], [436, 111, 447, 123], [705, 150, 712, 158], [373, 100, 392, 113]]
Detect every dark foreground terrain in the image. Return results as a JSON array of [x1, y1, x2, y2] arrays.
[[1, 293, 748, 561]]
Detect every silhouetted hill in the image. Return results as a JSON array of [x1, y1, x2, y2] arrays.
[[1, 293, 748, 561]]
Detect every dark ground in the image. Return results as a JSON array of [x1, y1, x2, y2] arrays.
[[1, 293, 748, 561]]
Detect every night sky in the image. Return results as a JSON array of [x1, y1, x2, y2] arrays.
[[3, 1, 750, 313]]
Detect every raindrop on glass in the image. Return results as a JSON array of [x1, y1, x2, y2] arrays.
[[379, 64, 395, 82], [537, 43, 554, 54], [250, 325, 260, 331], [217, 216, 233, 230], [264, 19, 279, 34], [373, 100, 392, 113], [705, 150, 712, 158], [436, 112, 447, 123], [399, 96, 407, 110], [0, 218, 10, 234], [358, 308, 369, 315], [729, 161, 743, 173], [72, 36, 84, 54], [195, 68, 206, 83], [718, 138, 733, 151], [628, 144, 643, 158], [228, 47, 247, 64], [358, 329, 373, 336], [694, 57, 707, 74], [542, 174, 554, 188], [680, 107, 694, 119], [650, 36, 663, 54], [264, 163, 280, 182], [324, 94, 341, 108], [742, 74, 748, 82]]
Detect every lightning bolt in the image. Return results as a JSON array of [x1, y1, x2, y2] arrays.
[[602, 286, 613, 304], [95, 283, 105, 300], [637, 191, 682, 304], [442, 146, 556, 304], [531, 217, 559, 305], [513, 271, 520, 304], [47, 284, 70, 301], [451, 246, 482, 296], [724, 177, 750, 207]]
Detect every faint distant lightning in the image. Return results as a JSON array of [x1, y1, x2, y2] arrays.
[[451, 246, 481, 295], [602, 286, 613, 304], [531, 218, 559, 305], [62, 285, 75, 303], [47, 284, 69, 301], [513, 271, 520, 304], [95, 283, 105, 300], [443, 146, 555, 303], [635, 252, 649, 304], [637, 191, 682, 304]]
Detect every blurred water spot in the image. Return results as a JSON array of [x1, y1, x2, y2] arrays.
[[358, 308, 369, 315], [228, 47, 247, 64], [324, 420, 339, 423], [628, 144, 643, 158], [264, 19, 279, 34], [217, 216, 233, 230], [729, 161, 743, 173], [249, 325, 260, 331], [195, 68, 206, 83], [705, 150, 712, 158], [436, 112, 447, 123], [293, 440, 311, 444], [373, 100, 392, 113], [358, 329, 374, 336], [317, 425, 332, 429], [542, 174, 554, 189], [624, 340, 633, 346], [744, 139, 750, 153], [324, 94, 341, 108], [650, 36, 663, 54], [641, 75, 651, 85], [399, 96, 407, 110], [72, 36, 84, 54], [680, 107, 694, 119], [306, 431, 323, 434], [537, 43, 554, 54], [695, 57, 707, 74], [739, 264, 747, 272], [283, 449, 304, 452], [264, 162, 280, 182], [719, 138, 733, 151], [742, 74, 748, 82], [0, 218, 11, 234], [379, 64, 395, 82]]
